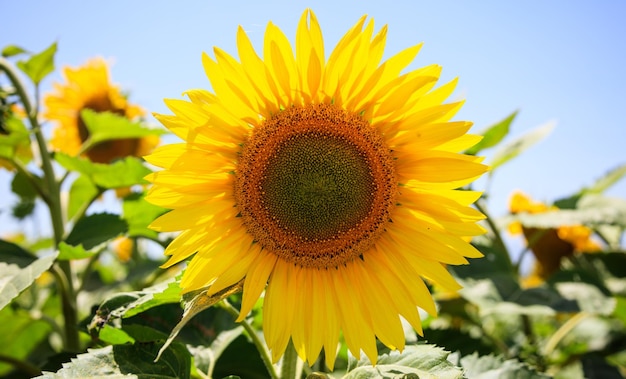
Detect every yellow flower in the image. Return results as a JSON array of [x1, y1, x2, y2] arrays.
[[43, 58, 158, 164], [146, 10, 487, 367], [509, 191, 601, 284], [112, 236, 134, 262]]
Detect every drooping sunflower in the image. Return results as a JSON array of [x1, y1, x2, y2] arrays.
[[509, 191, 601, 286], [44, 58, 158, 164], [146, 10, 487, 367]]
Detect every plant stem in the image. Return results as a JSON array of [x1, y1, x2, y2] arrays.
[[280, 341, 303, 379], [474, 199, 515, 272], [0, 57, 79, 352], [220, 300, 280, 379]]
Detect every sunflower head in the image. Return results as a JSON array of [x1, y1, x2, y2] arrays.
[[146, 9, 487, 367], [509, 191, 601, 283], [43, 57, 158, 163]]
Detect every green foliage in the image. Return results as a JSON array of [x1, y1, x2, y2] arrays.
[[490, 121, 555, 171], [56, 153, 152, 189], [0, 252, 58, 310], [16, 42, 57, 84], [466, 110, 517, 155], [80, 109, 166, 146], [65, 213, 128, 250]]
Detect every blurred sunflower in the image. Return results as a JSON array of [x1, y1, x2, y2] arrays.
[[146, 9, 487, 367], [509, 191, 601, 286], [43, 58, 158, 164]]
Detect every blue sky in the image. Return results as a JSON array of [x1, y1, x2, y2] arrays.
[[2, 1, 625, 244]]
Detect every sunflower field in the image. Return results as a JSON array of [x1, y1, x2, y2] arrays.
[[1, 9, 625, 379]]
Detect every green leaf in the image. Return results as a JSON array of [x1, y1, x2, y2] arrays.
[[111, 280, 181, 319], [81, 109, 165, 145], [16, 42, 57, 84], [0, 115, 31, 160], [55, 153, 152, 189], [345, 344, 463, 379], [211, 334, 270, 379], [188, 326, 244, 378], [37, 343, 191, 379], [0, 239, 35, 267], [57, 242, 96, 260], [122, 193, 166, 239], [98, 325, 136, 345], [67, 175, 100, 220], [514, 195, 626, 229], [11, 170, 39, 200], [1, 44, 29, 57], [459, 353, 550, 378], [466, 111, 517, 155], [490, 121, 555, 171], [0, 307, 52, 376], [0, 252, 58, 310], [65, 213, 128, 250], [554, 281, 616, 316], [583, 163, 626, 196], [155, 280, 244, 361]]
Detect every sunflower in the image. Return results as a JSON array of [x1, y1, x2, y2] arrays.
[[44, 58, 158, 164], [146, 9, 487, 367], [509, 191, 601, 285]]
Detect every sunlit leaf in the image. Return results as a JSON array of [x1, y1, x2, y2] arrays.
[[555, 282, 616, 316], [67, 175, 100, 220], [459, 353, 550, 378], [65, 213, 127, 250], [514, 195, 626, 228], [0, 252, 58, 310], [55, 153, 152, 189], [57, 242, 96, 261], [16, 42, 57, 84], [122, 193, 166, 239], [98, 325, 135, 345], [345, 344, 463, 379], [1, 44, 29, 57], [489, 121, 555, 171], [37, 343, 191, 379], [584, 163, 626, 195], [81, 109, 165, 145], [466, 110, 517, 155], [0, 116, 31, 160]]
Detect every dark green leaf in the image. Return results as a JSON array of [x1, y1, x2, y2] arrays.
[[81, 109, 165, 145], [0, 307, 52, 376], [12, 198, 36, 219], [581, 353, 624, 379], [57, 242, 96, 260], [11, 170, 39, 200], [490, 121, 555, 171], [0, 239, 35, 267], [37, 342, 191, 379], [1, 44, 29, 57], [459, 353, 550, 378], [122, 193, 166, 239], [65, 213, 127, 250], [189, 326, 244, 378], [466, 110, 517, 155], [67, 175, 100, 220], [212, 334, 270, 379], [0, 252, 58, 310], [16, 42, 57, 84], [345, 344, 463, 379], [55, 153, 152, 189], [423, 328, 494, 356]]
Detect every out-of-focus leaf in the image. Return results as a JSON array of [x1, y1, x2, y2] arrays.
[[345, 344, 463, 379], [490, 121, 555, 171], [16, 42, 56, 84], [0, 252, 58, 310], [459, 353, 550, 378], [65, 213, 127, 250], [11, 171, 38, 200], [0, 307, 52, 376], [67, 175, 100, 220], [584, 163, 626, 195], [188, 326, 244, 378], [122, 193, 166, 239], [57, 242, 96, 261], [0, 116, 30, 160], [36, 342, 191, 379], [0, 239, 35, 267], [514, 195, 626, 229], [581, 353, 624, 379], [55, 153, 151, 189], [555, 282, 616, 315], [423, 328, 494, 356], [466, 111, 517, 155], [2, 45, 29, 57], [211, 334, 270, 379], [81, 109, 165, 145]]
